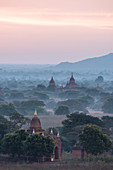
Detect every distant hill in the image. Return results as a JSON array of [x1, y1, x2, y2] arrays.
[[53, 53, 113, 71]]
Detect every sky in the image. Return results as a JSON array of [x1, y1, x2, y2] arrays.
[[0, 0, 113, 64]]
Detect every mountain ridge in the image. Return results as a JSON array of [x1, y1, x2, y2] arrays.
[[53, 53, 113, 71]]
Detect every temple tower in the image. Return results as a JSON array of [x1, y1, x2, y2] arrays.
[[48, 77, 57, 89], [27, 109, 61, 160]]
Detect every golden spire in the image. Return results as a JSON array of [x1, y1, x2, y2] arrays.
[[57, 131, 60, 137], [50, 129, 53, 135], [33, 129, 35, 134], [34, 108, 37, 116]]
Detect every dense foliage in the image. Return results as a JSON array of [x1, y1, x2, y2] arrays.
[[55, 105, 70, 115], [9, 112, 30, 131], [0, 113, 30, 137], [37, 84, 46, 90], [61, 112, 105, 151], [1, 130, 54, 158], [102, 98, 113, 113], [95, 76, 104, 83], [62, 113, 104, 134], [57, 99, 86, 112], [0, 103, 17, 115], [24, 134, 54, 157], [2, 129, 28, 157], [79, 125, 112, 155], [32, 91, 49, 100], [102, 116, 113, 129], [59, 91, 80, 99], [13, 100, 47, 115]]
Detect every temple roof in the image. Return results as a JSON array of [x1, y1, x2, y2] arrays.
[[49, 76, 55, 84], [30, 109, 42, 129], [70, 74, 75, 81]]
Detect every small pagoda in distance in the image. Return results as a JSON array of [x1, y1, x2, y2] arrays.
[[48, 74, 79, 91], [48, 76, 57, 89], [65, 74, 78, 90]]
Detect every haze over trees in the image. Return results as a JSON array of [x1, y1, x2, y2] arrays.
[[95, 76, 104, 84], [0, 103, 17, 115], [0, 113, 30, 138], [0, 53, 113, 162], [55, 105, 70, 115], [102, 98, 113, 113], [0, 53, 113, 117]]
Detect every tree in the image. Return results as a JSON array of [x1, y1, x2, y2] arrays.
[[9, 112, 30, 131], [79, 125, 112, 155], [0, 123, 8, 140], [0, 115, 11, 143], [9, 92, 24, 99], [14, 100, 45, 115], [102, 98, 113, 113], [46, 99, 57, 109], [32, 92, 49, 100], [86, 88, 99, 96], [1, 129, 28, 157], [0, 115, 10, 125], [59, 91, 80, 99], [79, 95, 94, 106], [0, 98, 6, 105], [55, 105, 70, 115], [102, 116, 113, 129], [61, 113, 104, 152], [61, 125, 86, 152], [0, 123, 9, 152], [95, 76, 104, 83], [37, 84, 46, 90], [0, 103, 17, 115], [57, 99, 86, 112], [20, 100, 45, 108], [24, 133, 54, 158], [62, 113, 104, 134]]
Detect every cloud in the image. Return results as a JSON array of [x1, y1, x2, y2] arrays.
[[0, 8, 113, 30]]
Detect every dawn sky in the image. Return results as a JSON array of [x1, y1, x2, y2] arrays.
[[0, 0, 113, 64]]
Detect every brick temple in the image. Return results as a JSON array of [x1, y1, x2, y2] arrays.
[[48, 74, 79, 91], [27, 109, 61, 160]]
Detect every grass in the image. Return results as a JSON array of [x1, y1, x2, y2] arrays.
[[1, 153, 113, 170], [1, 160, 113, 170]]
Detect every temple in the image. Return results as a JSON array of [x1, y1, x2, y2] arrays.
[[27, 109, 61, 160], [48, 74, 78, 91], [72, 142, 87, 159], [48, 76, 57, 89], [65, 74, 78, 89], [27, 108, 45, 135]]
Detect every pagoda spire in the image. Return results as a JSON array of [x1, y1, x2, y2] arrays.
[[71, 72, 74, 78], [33, 129, 35, 134], [50, 129, 53, 135], [34, 108, 37, 116], [57, 131, 60, 137]]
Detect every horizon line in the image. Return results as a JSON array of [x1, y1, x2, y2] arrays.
[[0, 52, 112, 65]]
